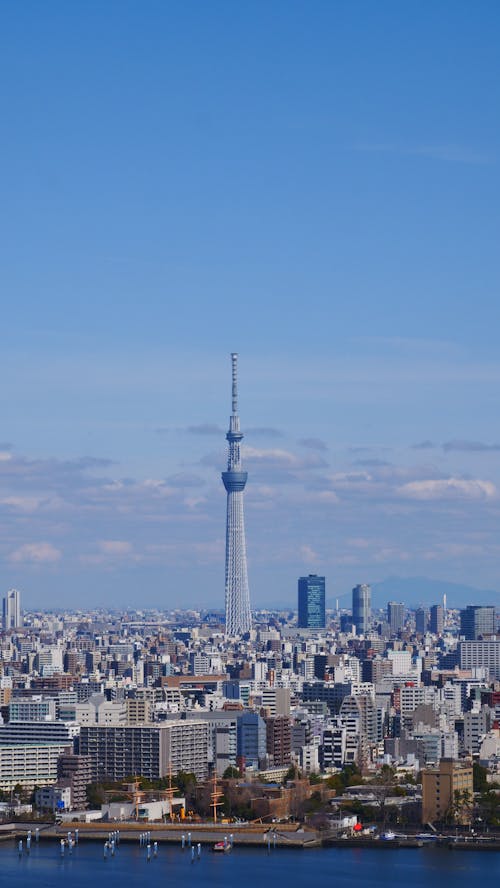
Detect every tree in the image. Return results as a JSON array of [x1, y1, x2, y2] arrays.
[[283, 764, 299, 784], [223, 766, 240, 779], [370, 765, 397, 826], [477, 788, 500, 827], [86, 783, 106, 808], [175, 772, 197, 810], [448, 789, 473, 826], [473, 762, 489, 793]]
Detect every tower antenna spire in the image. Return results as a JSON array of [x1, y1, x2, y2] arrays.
[[231, 352, 238, 416]]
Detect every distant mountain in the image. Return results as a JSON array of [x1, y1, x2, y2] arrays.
[[328, 575, 499, 610]]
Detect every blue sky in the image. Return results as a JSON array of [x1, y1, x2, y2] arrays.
[[1, 2, 500, 610]]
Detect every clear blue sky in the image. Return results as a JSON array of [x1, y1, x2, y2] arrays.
[[1, 1, 500, 609]]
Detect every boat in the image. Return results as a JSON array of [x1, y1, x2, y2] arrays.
[[380, 831, 396, 841], [213, 840, 231, 853]]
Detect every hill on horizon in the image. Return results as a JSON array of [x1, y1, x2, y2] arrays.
[[327, 575, 499, 610]]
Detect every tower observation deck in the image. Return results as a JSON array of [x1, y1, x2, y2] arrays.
[[222, 353, 252, 636]]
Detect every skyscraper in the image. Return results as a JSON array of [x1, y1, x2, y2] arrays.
[[298, 575, 326, 628], [222, 353, 252, 637], [460, 605, 496, 640], [352, 584, 371, 634], [387, 601, 405, 635], [415, 607, 428, 635], [430, 604, 443, 635], [2, 589, 21, 630]]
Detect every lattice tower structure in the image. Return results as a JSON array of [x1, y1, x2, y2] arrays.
[[222, 353, 252, 637]]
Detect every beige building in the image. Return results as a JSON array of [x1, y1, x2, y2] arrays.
[[422, 758, 473, 824], [126, 699, 152, 724], [0, 742, 72, 791]]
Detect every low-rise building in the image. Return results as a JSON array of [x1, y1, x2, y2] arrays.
[[421, 758, 473, 824]]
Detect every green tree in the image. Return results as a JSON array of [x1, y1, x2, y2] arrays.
[[473, 762, 489, 793], [86, 783, 106, 808]]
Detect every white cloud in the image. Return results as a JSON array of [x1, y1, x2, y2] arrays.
[[0, 496, 43, 512], [299, 544, 320, 564], [398, 478, 497, 501], [98, 540, 133, 555], [10, 542, 62, 563], [243, 446, 326, 469]]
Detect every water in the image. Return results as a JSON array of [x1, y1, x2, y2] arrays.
[[2, 840, 499, 888]]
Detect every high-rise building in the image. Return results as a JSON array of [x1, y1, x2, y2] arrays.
[[459, 641, 500, 679], [222, 353, 252, 636], [265, 715, 292, 766], [415, 607, 428, 635], [57, 754, 93, 809], [79, 721, 209, 782], [460, 605, 496, 640], [352, 584, 371, 635], [387, 602, 405, 635], [430, 604, 443, 635], [2, 589, 21, 630], [298, 575, 326, 628]]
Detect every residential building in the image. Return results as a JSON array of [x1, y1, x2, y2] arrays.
[[57, 753, 93, 809], [79, 721, 209, 782], [0, 742, 72, 791], [265, 715, 292, 766]]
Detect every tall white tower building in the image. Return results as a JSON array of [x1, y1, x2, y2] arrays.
[[222, 353, 251, 637]]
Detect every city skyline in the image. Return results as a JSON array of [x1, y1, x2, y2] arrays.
[[1, 4, 500, 610]]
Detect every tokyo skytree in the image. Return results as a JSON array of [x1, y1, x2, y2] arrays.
[[222, 353, 252, 636]]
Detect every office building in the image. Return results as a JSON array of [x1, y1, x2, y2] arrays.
[[185, 710, 238, 776], [2, 589, 21, 630], [222, 354, 252, 636], [298, 575, 326, 629], [9, 697, 57, 722], [459, 641, 500, 679], [35, 784, 72, 813], [236, 711, 266, 769], [352, 584, 371, 635], [421, 758, 473, 824], [460, 606, 496, 640], [415, 607, 428, 635], [430, 605, 443, 635], [387, 602, 405, 635]]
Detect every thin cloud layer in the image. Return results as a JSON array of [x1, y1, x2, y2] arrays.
[[10, 542, 62, 564], [1, 440, 500, 605], [443, 439, 500, 453]]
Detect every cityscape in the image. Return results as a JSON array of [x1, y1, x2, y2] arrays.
[[1, 1, 500, 879], [0, 352, 498, 840]]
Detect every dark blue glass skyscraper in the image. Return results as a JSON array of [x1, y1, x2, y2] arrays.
[[298, 574, 326, 628]]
